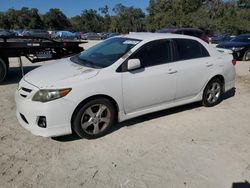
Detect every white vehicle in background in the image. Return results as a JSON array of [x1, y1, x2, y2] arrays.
[[15, 33, 236, 139]]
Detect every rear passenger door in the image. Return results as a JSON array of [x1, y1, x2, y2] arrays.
[[173, 39, 212, 101]]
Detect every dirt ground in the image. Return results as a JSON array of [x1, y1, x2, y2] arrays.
[[0, 41, 250, 188]]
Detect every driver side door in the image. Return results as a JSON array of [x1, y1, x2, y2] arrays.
[[121, 39, 177, 114]]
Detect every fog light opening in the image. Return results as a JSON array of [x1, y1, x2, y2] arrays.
[[38, 116, 47, 128]]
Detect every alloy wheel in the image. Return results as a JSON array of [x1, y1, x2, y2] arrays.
[[81, 104, 111, 135], [206, 82, 221, 104]]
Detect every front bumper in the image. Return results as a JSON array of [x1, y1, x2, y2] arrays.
[[15, 80, 75, 137]]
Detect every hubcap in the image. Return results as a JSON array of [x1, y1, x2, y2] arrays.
[[206, 82, 221, 104], [81, 104, 111, 135]]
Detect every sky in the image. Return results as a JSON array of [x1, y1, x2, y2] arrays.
[[0, 0, 149, 17]]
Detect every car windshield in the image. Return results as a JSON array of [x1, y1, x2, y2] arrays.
[[231, 35, 250, 43], [72, 37, 141, 68]]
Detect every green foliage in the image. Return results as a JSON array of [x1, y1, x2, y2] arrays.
[[0, 1, 249, 35], [111, 4, 145, 33], [0, 7, 44, 29], [43, 8, 71, 30]]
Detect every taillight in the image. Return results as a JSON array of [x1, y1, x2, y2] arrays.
[[232, 59, 237, 66]]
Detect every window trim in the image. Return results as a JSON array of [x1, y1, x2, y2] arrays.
[[116, 39, 174, 72]]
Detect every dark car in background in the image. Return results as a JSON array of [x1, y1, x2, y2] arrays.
[[156, 28, 209, 43], [22, 29, 50, 38], [211, 34, 235, 44], [106, 32, 120, 39], [0, 29, 16, 37], [217, 34, 250, 61], [82, 32, 102, 40]]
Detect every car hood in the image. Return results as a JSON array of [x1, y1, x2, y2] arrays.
[[24, 58, 100, 88], [217, 41, 248, 49]]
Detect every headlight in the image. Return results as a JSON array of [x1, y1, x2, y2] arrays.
[[232, 47, 244, 51], [32, 88, 71, 102]]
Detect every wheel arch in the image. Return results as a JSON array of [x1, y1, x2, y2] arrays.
[[206, 74, 225, 92], [70, 94, 120, 130]]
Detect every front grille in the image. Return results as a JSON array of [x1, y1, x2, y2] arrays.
[[20, 113, 29, 124]]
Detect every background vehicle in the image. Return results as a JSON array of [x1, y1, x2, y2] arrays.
[[54, 31, 79, 40], [217, 34, 250, 61], [74, 32, 82, 40], [0, 29, 16, 37], [82, 32, 102, 40], [211, 34, 235, 44], [156, 28, 209, 43], [22, 29, 50, 38], [15, 33, 236, 139], [106, 32, 120, 39], [99, 32, 109, 40]]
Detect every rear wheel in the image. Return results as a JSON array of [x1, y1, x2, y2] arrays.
[[243, 50, 250, 61], [202, 79, 223, 107], [0, 57, 8, 83], [72, 98, 116, 139]]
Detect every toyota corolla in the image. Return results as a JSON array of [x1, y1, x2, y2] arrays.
[[15, 33, 236, 139]]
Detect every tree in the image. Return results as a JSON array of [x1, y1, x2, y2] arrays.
[[80, 9, 104, 32], [111, 4, 145, 33], [0, 2, 249, 35], [43, 8, 71, 30], [28, 8, 44, 29], [5, 8, 20, 29], [0, 12, 10, 29], [99, 5, 111, 32]]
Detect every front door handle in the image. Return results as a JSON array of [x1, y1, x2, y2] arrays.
[[168, 69, 178, 74]]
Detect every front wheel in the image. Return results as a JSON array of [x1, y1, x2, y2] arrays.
[[72, 98, 116, 139], [202, 79, 223, 107]]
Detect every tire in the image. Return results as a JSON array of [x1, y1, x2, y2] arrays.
[[243, 50, 250, 61], [202, 78, 223, 107], [0, 57, 7, 83], [72, 98, 116, 139]]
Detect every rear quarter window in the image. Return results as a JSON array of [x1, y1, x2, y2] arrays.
[[174, 39, 210, 61]]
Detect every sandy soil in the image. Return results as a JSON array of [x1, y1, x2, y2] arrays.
[[0, 41, 250, 188]]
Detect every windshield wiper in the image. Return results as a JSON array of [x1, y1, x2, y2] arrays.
[[77, 57, 102, 69], [70, 55, 105, 68]]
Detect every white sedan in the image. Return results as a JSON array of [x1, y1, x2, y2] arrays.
[[15, 33, 236, 139]]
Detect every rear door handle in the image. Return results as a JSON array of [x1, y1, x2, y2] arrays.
[[206, 62, 214, 67], [168, 69, 178, 74]]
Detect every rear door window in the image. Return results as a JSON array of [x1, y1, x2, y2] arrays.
[[174, 39, 209, 61]]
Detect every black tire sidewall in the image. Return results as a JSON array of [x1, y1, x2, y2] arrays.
[[0, 58, 7, 83], [202, 79, 223, 107], [72, 98, 116, 139], [243, 50, 250, 61]]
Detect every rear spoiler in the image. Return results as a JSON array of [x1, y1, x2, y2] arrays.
[[216, 48, 233, 54]]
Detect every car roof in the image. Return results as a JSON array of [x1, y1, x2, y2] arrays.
[[120, 32, 201, 42]]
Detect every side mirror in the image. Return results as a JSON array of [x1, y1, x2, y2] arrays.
[[127, 59, 141, 71]]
